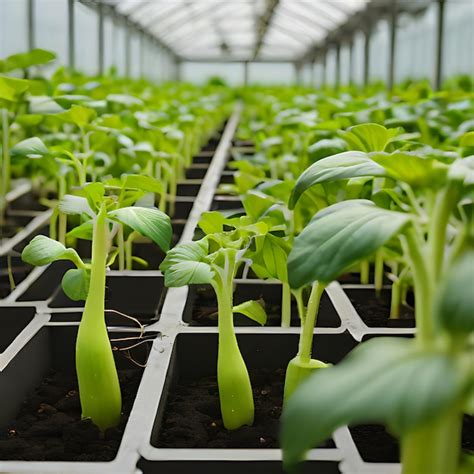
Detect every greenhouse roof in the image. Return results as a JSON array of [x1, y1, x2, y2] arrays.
[[95, 0, 436, 63], [98, 0, 370, 61]]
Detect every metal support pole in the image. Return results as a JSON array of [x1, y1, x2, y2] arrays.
[[175, 60, 181, 82], [388, 0, 398, 90], [27, 0, 35, 51], [310, 61, 315, 87], [363, 25, 371, 87], [348, 38, 354, 85], [125, 20, 131, 77], [139, 31, 145, 78], [98, 3, 105, 76], [67, 0, 75, 69], [294, 63, 302, 85], [434, 0, 446, 90], [243, 61, 249, 86], [335, 43, 341, 89], [321, 51, 327, 88]]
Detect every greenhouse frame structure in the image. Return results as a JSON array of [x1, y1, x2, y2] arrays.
[[3, 0, 471, 88]]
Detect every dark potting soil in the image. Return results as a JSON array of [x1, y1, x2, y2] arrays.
[[350, 416, 474, 463], [346, 289, 415, 328], [0, 368, 143, 461], [154, 368, 334, 449], [189, 285, 299, 327]]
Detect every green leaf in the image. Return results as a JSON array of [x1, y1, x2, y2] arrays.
[[261, 234, 289, 282], [53, 95, 92, 108], [460, 131, 474, 148], [0, 76, 30, 102], [22, 235, 83, 268], [108, 206, 172, 252], [159, 240, 214, 287], [339, 123, 399, 152], [370, 151, 449, 188], [122, 174, 163, 194], [1, 49, 56, 72], [282, 337, 470, 471], [66, 220, 94, 240], [288, 200, 411, 288], [308, 138, 346, 163], [106, 94, 143, 107], [10, 137, 49, 159], [56, 104, 96, 128], [59, 195, 95, 217], [233, 300, 267, 326], [82, 182, 105, 212], [199, 211, 227, 234], [61, 268, 90, 301], [289, 152, 387, 208], [436, 246, 474, 334]]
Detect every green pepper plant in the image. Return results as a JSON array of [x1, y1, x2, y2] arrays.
[[21, 182, 172, 431]]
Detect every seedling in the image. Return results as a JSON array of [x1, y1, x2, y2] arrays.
[[160, 211, 268, 430], [22, 182, 172, 430]]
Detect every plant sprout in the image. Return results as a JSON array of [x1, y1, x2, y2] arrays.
[[21, 182, 172, 430]]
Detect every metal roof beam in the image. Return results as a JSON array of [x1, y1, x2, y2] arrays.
[[252, 0, 279, 60]]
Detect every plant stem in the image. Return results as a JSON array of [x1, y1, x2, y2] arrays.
[[389, 278, 401, 319], [281, 282, 292, 328], [405, 227, 433, 347], [374, 250, 384, 296], [428, 183, 459, 280], [58, 174, 67, 245], [360, 260, 369, 284], [76, 204, 121, 431], [117, 225, 125, 271], [213, 253, 254, 430], [401, 405, 463, 474], [298, 282, 325, 364], [0, 108, 10, 224]]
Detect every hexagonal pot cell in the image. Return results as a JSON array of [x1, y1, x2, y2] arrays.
[[185, 165, 208, 180], [0, 214, 34, 242], [0, 306, 36, 353], [183, 282, 341, 327], [344, 288, 415, 328], [168, 199, 194, 220], [211, 196, 243, 212], [0, 255, 33, 300], [176, 181, 203, 197], [49, 275, 167, 322], [192, 153, 213, 165], [151, 332, 357, 447], [8, 192, 49, 212], [0, 325, 153, 462]]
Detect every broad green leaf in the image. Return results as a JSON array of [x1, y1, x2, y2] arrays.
[[0, 76, 30, 102], [61, 268, 90, 301], [56, 104, 96, 128], [282, 337, 470, 470], [106, 94, 143, 107], [122, 174, 163, 194], [308, 138, 346, 163], [82, 182, 105, 212], [22, 235, 83, 268], [10, 137, 49, 159], [199, 211, 227, 234], [289, 152, 387, 208], [436, 247, 474, 334], [460, 132, 474, 148], [370, 151, 449, 188], [59, 195, 95, 217], [160, 240, 213, 287], [242, 190, 274, 221], [233, 300, 267, 326], [66, 220, 94, 240], [261, 234, 289, 282], [340, 123, 399, 152], [1, 49, 56, 72], [288, 200, 411, 288], [108, 206, 172, 252], [53, 95, 92, 108]]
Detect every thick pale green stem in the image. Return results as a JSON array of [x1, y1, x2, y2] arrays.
[[389, 279, 401, 319], [117, 225, 125, 271], [401, 406, 463, 474], [284, 282, 328, 401], [213, 254, 254, 430], [360, 260, 370, 284], [428, 184, 459, 280], [1, 108, 10, 224], [281, 282, 292, 328], [405, 227, 433, 347], [125, 232, 137, 270], [374, 250, 384, 296], [58, 174, 67, 245], [76, 205, 121, 431]]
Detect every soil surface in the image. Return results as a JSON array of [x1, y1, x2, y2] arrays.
[[0, 369, 142, 461], [154, 368, 334, 449], [346, 289, 415, 328], [0, 259, 32, 299], [351, 416, 474, 463], [188, 285, 339, 327]]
